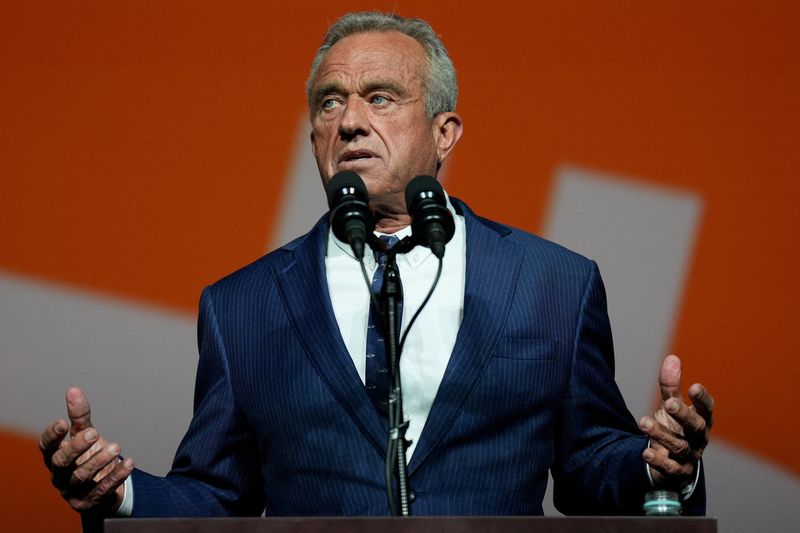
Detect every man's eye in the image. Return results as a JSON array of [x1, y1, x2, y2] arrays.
[[371, 95, 389, 105], [321, 98, 339, 110]]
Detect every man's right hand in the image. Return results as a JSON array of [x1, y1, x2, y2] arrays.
[[39, 387, 134, 513]]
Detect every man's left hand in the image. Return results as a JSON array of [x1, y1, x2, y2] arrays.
[[639, 354, 715, 490]]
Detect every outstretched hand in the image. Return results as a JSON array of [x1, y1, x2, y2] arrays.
[[39, 388, 134, 513], [638, 355, 714, 490]]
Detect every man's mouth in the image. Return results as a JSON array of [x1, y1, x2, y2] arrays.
[[338, 150, 377, 164]]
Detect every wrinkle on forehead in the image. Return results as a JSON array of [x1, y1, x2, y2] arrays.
[[310, 31, 427, 99]]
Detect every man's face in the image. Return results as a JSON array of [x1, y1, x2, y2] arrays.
[[309, 31, 448, 209]]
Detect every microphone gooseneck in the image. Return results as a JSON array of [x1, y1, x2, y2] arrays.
[[405, 175, 455, 259], [326, 171, 375, 260]]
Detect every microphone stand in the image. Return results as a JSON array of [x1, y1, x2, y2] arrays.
[[370, 235, 414, 516]]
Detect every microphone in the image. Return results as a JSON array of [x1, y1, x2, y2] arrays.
[[405, 175, 455, 259], [327, 171, 375, 260]]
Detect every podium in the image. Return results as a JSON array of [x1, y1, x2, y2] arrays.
[[105, 516, 717, 533]]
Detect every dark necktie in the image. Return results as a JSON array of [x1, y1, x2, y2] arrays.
[[366, 235, 402, 422]]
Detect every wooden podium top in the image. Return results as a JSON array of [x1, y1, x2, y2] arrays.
[[105, 516, 717, 533]]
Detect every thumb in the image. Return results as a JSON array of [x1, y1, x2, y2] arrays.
[[65, 387, 93, 436], [658, 354, 682, 403]]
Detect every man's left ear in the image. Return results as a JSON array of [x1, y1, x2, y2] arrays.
[[433, 112, 464, 165]]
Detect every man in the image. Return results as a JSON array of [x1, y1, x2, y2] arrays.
[[40, 12, 713, 520]]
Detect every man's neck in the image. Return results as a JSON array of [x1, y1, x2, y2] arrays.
[[371, 195, 411, 234], [374, 214, 411, 234]]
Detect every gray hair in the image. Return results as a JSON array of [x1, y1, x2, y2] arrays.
[[306, 12, 458, 118]]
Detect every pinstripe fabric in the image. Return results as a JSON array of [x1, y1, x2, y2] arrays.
[[125, 198, 705, 519]]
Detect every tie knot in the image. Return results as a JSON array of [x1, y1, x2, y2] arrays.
[[374, 235, 400, 264], [379, 235, 400, 248]]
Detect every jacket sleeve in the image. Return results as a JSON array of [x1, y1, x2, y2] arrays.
[[128, 287, 266, 517], [551, 262, 706, 515]]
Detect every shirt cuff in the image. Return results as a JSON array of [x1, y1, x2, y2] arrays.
[[116, 475, 134, 517]]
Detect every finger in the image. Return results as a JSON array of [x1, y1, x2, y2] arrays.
[[688, 383, 715, 428], [664, 397, 707, 435], [663, 398, 709, 451], [643, 446, 697, 481], [639, 417, 693, 458], [51, 427, 100, 471], [92, 454, 120, 483], [75, 439, 107, 467], [39, 419, 69, 467], [79, 458, 134, 512], [658, 354, 682, 402], [70, 442, 121, 487], [66, 387, 93, 435]]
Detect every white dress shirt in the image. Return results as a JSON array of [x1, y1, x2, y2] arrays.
[[326, 203, 466, 459]]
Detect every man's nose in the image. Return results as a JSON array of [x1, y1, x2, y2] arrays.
[[338, 97, 370, 138]]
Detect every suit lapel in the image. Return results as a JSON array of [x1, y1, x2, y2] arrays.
[[409, 203, 522, 475], [274, 217, 388, 457], [273, 202, 523, 474]]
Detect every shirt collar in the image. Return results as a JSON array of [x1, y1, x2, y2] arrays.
[[327, 191, 457, 271]]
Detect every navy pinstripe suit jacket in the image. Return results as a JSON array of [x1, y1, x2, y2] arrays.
[[127, 198, 705, 517]]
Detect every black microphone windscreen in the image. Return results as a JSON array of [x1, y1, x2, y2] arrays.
[[327, 171, 367, 209], [405, 175, 444, 208], [406, 175, 454, 259]]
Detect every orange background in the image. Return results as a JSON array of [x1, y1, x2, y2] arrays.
[[2, 1, 798, 530]]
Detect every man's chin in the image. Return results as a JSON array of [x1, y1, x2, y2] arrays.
[[337, 169, 389, 190], [322, 165, 405, 200]]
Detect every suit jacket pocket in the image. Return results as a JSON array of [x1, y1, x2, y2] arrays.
[[466, 338, 566, 420]]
